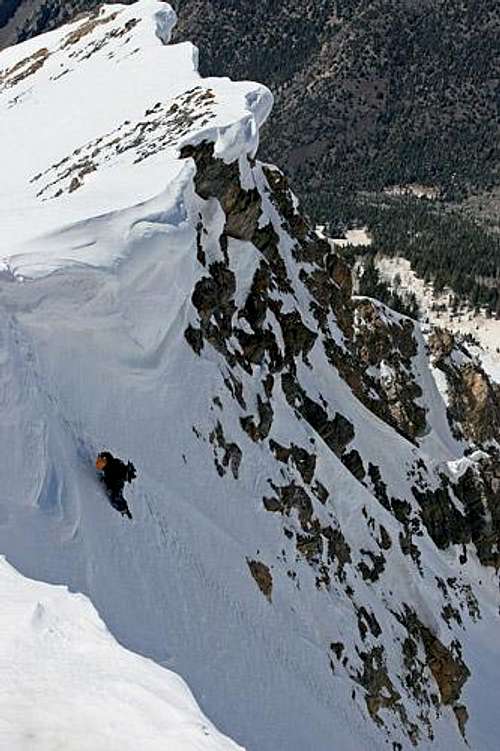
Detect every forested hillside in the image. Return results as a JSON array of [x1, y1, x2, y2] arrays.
[[328, 194, 500, 315], [175, 0, 499, 202]]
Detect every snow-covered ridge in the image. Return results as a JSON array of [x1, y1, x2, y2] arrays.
[[0, 0, 272, 277], [0, 557, 242, 751]]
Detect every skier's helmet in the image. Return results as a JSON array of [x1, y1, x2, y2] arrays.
[[96, 453, 108, 471]]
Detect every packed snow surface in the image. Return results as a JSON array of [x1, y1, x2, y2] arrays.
[[0, 557, 243, 751]]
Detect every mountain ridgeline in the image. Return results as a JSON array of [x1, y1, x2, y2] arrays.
[[1, 0, 499, 314], [2, 0, 498, 199]]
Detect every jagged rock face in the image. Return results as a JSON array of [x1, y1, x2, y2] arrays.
[[429, 327, 500, 444], [453, 451, 500, 568], [397, 606, 471, 709], [449, 365, 500, 444], [178, 139, 500, 746], [350, 299, 427, 441]]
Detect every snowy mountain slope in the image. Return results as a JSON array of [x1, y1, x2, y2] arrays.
[[0, 557, 243, 751], [0, 0, 272, 275], [0, 3, 499, 751]]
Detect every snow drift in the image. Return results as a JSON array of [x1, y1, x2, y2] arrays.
[[0, 557, 242, 751]]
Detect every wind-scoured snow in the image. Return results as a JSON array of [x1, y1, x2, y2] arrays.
[[0, 557, 243, 751]]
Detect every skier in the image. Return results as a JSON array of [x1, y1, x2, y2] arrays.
[[95, 451, 137, 519]]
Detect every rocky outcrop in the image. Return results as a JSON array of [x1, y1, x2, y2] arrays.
[[179, 140, 494, 747], [355, 646, 403, 723], [209, 421, 242, 479], [429, 327, 500, 444], [453, 451, 500, 568], [419, 625, 469, 707], [182, 142, 262, 242], [352, 300, 427, 441], [247, 559, 273, 601], [449, 365, 500, 444], [396, 607, 471, 739]]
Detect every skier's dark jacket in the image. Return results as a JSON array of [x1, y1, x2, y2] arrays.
[[96, 452, 136, 518]]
